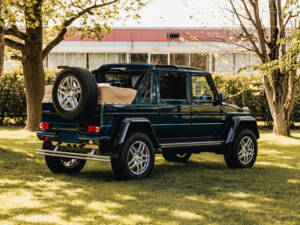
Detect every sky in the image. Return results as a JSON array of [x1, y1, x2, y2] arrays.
[[115, 0, 234, 27]]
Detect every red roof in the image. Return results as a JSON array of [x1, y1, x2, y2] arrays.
[[64, 28, 240, 42]]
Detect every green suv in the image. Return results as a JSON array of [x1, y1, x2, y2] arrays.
[[37, 64, 259, 179]]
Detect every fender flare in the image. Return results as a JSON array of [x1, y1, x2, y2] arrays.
[[225, 116, 259, 144], [114, 117, 160, 148]]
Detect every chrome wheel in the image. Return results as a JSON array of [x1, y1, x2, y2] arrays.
[[127, 140, 151, 175], [60, 158, 81, 168], [176, 153, 188, 158], [238, 136, 255, 165], [57, 76, 81, 111]]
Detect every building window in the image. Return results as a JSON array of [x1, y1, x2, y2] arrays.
[[107, 53, 126, 64], [48, 53, 65, 69], [214, 54, 234, 74], [190, 53, 209, 70], [170, 53, 189, 66], [151, 54, 168, 65], [88, 53, 106, 70], [131, 53, 148, 63], [65, 53, 86, 68]]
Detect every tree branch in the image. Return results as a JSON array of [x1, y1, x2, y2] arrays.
[[4, 38, 24, 51], [42, 0, 117, 58], [11, 55, 23, 61], [229, 0, 265, 62], [4, 26, 28, 40]]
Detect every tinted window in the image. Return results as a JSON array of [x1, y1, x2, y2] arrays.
[[192, 75, 215, 103], [139, 73, 151, 99], [160, 72, 187, 100]]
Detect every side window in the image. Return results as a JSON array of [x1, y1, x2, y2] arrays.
[[135, 72, 153, 104], [139, 73, 151, 99], [192, 75, 215, 103], [159, 72, 187, 101]]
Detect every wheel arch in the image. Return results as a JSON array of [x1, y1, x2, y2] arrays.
[[114, 117, 160, 149], [225, 116, 259, 145]]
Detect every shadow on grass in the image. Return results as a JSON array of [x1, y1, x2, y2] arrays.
[[1, 143, 300, 225]]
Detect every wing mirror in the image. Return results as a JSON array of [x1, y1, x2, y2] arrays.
[[219, 93, 226, 102]]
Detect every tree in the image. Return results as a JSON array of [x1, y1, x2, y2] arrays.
[[1, 0, 148, 131], [227, 0, 299, 136], [0, 0, 4, 77]]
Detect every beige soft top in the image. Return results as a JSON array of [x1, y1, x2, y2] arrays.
[[43, 84, 137, 105]]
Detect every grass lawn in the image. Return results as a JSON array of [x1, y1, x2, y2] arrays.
[[0, 127, 299, 225]]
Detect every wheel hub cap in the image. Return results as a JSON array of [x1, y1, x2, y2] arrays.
[[57, 76, 81, 111], [238, 136, 254, 165], [127, 141, 151, 175]]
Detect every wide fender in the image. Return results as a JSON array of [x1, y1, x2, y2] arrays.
[[225, 116, 259, 144], [114, 117, 160, 148]]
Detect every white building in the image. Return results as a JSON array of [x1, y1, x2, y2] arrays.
[[5, 27, 260, 73]]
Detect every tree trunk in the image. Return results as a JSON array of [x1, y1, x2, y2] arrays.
[[0, 18, 4, 77], [22, 45, 45, 131], [263, 73, 291, 136]]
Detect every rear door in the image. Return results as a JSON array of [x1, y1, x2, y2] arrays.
[[189, 73, 224, 139], [155, 70, 191, 142]]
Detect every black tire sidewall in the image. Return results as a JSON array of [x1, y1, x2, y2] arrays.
[[52, 67, 98, 120], [229, 129, 258, 168], [43, 142, 86, 174], [118, 132, 155, 179]]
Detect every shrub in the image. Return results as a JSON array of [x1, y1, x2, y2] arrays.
[[0, 67, 57, 125], [213, 73, 300, 126]]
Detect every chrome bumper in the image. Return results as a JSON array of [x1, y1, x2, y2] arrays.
[[36, 148, 110, 162]]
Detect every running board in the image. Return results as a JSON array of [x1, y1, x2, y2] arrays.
[[161, 141, 223, 149], [36, 149, 110, 162]]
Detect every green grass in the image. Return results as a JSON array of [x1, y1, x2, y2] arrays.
[[0, 127, 299, 225]]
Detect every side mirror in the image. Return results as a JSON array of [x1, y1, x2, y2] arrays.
[[219, 93, 226, 102]]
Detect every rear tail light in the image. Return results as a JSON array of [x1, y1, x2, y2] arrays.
[[88, 126, 101, 133], [39, 122, 50, 130], [57, 66, 69, 69]]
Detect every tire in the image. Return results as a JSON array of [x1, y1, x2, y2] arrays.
[[111, 132, 155, 180], [43, 142, 86, 174], [224, 129, 257, 169], [52, 67, 98, 120], [162, 151, 191, 163]]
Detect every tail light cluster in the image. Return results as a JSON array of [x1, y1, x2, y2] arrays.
[[88, 126, 101, 133], [39, 122, 50, 130], [39, 122, 100, 133]]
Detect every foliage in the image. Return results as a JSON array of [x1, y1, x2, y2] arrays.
[[0, 127, 300, 224], [0, 67, 56, 125], [1, 0, 150, 60], [213, 73, 300, 127]]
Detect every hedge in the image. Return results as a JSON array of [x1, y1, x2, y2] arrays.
[[0, 68, 299, 126], [0, 68, 56, 125]]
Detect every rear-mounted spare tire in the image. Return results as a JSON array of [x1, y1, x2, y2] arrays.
[[52, 67, 98, 120]]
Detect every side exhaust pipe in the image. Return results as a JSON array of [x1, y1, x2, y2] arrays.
[[36, 149, 110, 162]]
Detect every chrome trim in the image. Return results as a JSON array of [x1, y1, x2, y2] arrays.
[[36, 149, 110, 162], [161, 141, 223, 149]]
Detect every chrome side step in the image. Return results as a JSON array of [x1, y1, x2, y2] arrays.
[[161, 141, 223, 149], [36, 149, 110, 162]]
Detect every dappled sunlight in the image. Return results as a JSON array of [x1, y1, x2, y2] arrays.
[[114, 193, 137, 201], [171, 210, 203, 220], [227, 192, 254, 198], [0, 128, 300, 224], [226, 200, 257, 208], [0, 190, 46, 210], [256, 161, 299, 170], [287, 179, 300, 184]]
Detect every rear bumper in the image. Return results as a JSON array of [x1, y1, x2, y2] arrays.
[[37, 131, 112, 144]]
